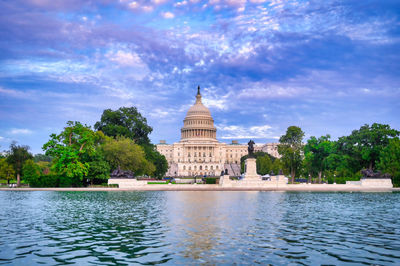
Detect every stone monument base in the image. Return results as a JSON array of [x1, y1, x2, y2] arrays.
[[219, 158, 288, 188], [243, 158, 261, 181], [360, 178, 393, 188], [108, 178, 148, 188]]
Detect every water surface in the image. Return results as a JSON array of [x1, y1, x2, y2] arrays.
[[0, 191, 399, 265]]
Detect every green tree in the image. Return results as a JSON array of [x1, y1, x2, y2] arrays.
[[337, 123, 399, 171], [240, 151, 275, 174], [82, 151, 111, 185], [6, 142, 33, 187], [36, 161, 52, 175], [22, 159, 41, 187], [278, 126, 304, 183], [102, 136, 155, 176], [142, 144, 168, 179], [94, 107, 153, 145], [257, 154, 272, 175], [271, 158, 284, 175], [378, 137, 400, 187], [33, 153, 53, 162], [304, 135, 333, 183], [42, 121, 100, 184], [0, 158, 15, 184]]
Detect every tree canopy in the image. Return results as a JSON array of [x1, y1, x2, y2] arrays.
[[0, 158, 15, 184], [42, 121, 101, 183], [6, 142, 33, 186], [377, 137, 400, 187], [101, 136, 155, 176], [278, 126, 304, 183], [94, 107, 153, 145], [304, 135, 333, 183], [337, 123, 399, 171]]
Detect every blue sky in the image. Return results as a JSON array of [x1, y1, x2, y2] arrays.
[[0, 0, 399, 154]]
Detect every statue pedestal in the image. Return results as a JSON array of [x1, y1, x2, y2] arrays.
[[244, 158, 261, 180]]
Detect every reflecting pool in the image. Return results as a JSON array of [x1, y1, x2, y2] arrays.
[[0, 191, 399, 264]]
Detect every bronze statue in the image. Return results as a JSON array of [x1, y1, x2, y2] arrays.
[[361, 169, 391, 179], [110, 166, 134, 179], [248, 140, 255, 158]]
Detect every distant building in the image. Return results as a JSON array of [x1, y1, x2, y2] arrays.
[[156, 87, 279, 176]]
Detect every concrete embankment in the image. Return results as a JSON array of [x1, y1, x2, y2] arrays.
[[1, 185, 398, 192]]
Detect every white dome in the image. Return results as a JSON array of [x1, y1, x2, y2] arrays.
[[180, 86, 217, 140]]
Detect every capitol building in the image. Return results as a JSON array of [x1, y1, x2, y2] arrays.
[[156, 87, 279, 177]]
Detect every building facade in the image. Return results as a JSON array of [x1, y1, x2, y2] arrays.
[[156, 87, 279, 177]]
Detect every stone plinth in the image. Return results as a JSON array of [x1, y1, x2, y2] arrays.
[[219, 175, 232, 186], [244, 158, 261, 180], [360, 178, 393, 188], [108, 178, 148, 188]]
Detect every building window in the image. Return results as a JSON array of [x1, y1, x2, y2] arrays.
[[183, 166, 186, 170], [200, 166, 202, 170], [211, 166, 213, 170]]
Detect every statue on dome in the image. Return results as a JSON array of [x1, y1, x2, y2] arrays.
[[197, 85, 200, 95], [248, 140, 255, 158]]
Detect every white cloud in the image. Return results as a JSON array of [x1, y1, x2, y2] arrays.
[[128, 1, 139, 9], [203, 98, 227, 110], [174, 1, 187, 7], [105, 47, 149, 80], [249, 0, 267, 3], [162, 11, 175, 19], [107, 50, 145, 67], [217, 124, 274, 139], [9, 128, 33, 135], [152, 0, 168, 4], [0, 87, 31, 99], [127, 1, 154, 12], [238, 85, 311, 99], [149, 108, 170, 118]]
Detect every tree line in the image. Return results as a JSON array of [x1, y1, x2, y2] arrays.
[[0, 107, 168, 187], [249, 124, 400, 186], [1, 106, 399, 187]]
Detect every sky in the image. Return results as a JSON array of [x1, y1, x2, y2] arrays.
[[0, 0, 399, 154]]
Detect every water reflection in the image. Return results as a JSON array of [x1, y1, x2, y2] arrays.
[[164, 191, 287, 264], [0, 191, 400, 264]]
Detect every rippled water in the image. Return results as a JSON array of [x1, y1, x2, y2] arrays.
[[0, 191, 399, 265]]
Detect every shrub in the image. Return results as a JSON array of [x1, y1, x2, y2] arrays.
[[205, 177, 217, 184]]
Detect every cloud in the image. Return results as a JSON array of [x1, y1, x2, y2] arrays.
[[174, 1, 188, 7], [237, 85, 311, 99], [0, 0, 399, 152], [9, 128, 33, 135], [0, 87, 32, 99], [106, 49, 147, 68], [217, 124, 276, 139], [161, 11, 175, 19]]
